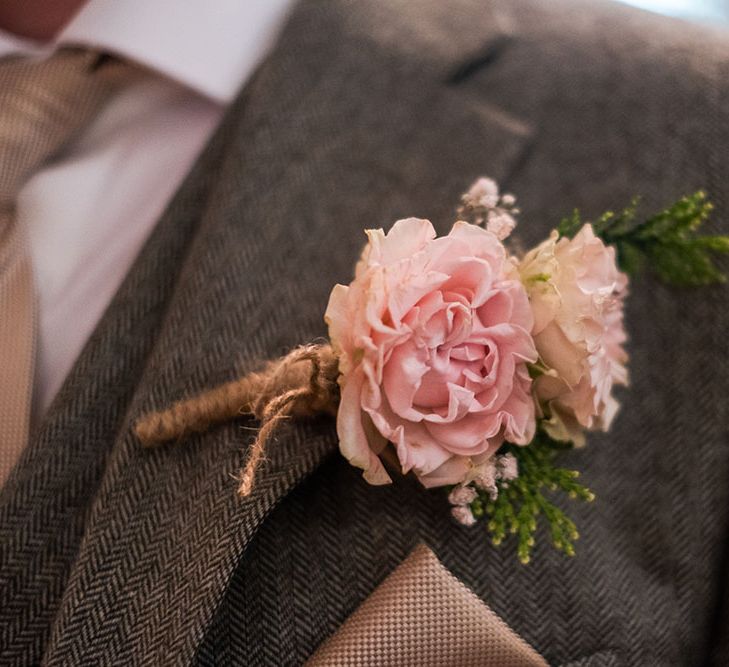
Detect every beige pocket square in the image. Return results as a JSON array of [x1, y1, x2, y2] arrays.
[[306, 543, 548, 666]]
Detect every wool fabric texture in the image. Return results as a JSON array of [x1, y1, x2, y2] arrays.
[[1, 1, 728, 665]]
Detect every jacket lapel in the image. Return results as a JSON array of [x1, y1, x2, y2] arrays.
[[0, 1, 533, 663]]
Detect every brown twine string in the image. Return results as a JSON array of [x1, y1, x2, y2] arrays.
[[133, 344, 340, 496]]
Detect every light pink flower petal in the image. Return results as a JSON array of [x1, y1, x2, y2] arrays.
[[365, 218, 436, 267], [364, 395, 453, 476], [394, 423, 454, 476], [382, 340, 429, 421], [439, 258, 495, 308], [536, 321, 588, 388], [386, 266, 450, 325], [448, 221, 505, 265], [325, 283, 353, 358], [424, 412, 499, 455], [420, 383, 475, 424], [336, 369, 391, 485], [499, 376, 537, 444], [500, 281, 534, 332], [418, 455, 473, 488], [363, 269, 400, 336]]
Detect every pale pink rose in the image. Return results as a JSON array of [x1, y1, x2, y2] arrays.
[[325, 218, 537, 487], [519, 224, 629, 445]]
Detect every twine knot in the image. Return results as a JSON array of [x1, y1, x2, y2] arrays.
[[134, 344, 340, 496]]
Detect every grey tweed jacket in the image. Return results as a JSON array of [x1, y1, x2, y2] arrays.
[[2, 0, 729, 665]]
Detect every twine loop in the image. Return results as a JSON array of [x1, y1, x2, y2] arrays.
[[134, 344, 340, 496]]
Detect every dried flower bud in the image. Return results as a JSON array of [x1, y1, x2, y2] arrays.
[[457, 176, 519, 239], [448, 484, 478, 506], [451, 505, 477, 526], [496, 453, 519, 482], [465, 177, 499, 208], [486, 211, 517, 240]]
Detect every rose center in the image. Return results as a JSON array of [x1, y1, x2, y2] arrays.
[[412, 342, 490, 409]]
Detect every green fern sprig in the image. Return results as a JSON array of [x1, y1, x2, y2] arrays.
[[473, 432, 594, 564], [558, 191, 729, 286]]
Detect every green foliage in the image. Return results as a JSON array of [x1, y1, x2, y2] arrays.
[[558, 191, 729, 286], [556, 208, 583, 239], [476, 431, 594, 564]]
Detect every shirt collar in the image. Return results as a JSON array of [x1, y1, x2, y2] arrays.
[[0, 0, 296, 103]]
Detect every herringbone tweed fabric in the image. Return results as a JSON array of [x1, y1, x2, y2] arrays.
[[1, 0, 728, 665]]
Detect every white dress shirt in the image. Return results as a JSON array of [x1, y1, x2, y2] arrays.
[[0, 0, 294, 416]]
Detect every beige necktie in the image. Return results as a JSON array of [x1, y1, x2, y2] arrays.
[[0, 49, 137, 485]]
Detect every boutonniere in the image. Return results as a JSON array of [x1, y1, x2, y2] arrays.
[[135, 178, 729, 563]]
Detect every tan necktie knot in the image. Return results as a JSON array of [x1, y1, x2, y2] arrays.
[[0, 48, 137, 202], [0, 47, 136, 485]]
